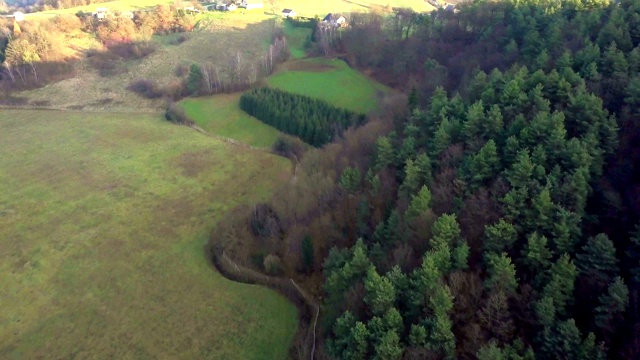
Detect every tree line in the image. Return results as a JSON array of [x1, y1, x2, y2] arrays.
[[211, 0, 640, 359], [239, 87, 366, 147]]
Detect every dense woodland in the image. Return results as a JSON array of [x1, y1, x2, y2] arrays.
[[216, 0, 640, 359], [240, 87, 365, 147]]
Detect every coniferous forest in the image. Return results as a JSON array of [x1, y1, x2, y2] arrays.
[[214, 1, 640, 359], [239, 87, 365, 147]]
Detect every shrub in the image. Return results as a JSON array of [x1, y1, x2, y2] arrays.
[[263, 254, 283, 275], [127, 79, 163, 99], [164, 103, 195, 126], [273, 135, 306, 159], [175, 64, 189, 77], [249, 203, 281, 238]]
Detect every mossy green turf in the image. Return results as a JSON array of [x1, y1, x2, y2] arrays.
[[267, 58, 388, 114], [0, 110, 297, 359], [180, 94, 281, 148]]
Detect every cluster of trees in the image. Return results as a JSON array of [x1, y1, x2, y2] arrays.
[[240, 87, 365, 147], [212, 0, 640, 359], [0, 5, 196, 93], [1, 0, 110, 13]]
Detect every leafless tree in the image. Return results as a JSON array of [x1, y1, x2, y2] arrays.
[[231, 51, 246, 89]]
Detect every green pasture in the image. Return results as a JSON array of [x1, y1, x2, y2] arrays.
[[0, 110, 296, 359], [23, 0, 173, 17], [180, 94, 281, 148], [267, 58, 388, 113]]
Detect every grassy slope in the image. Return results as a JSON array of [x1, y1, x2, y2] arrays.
[[267, 58, 388, 113], [180, 94, 281, 148], [279, 0, 434, 17], [0, 110, 297, 359]]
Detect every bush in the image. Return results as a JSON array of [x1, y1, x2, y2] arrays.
[[175, 64, 189, 77], [263, 254, 283, 275], [249, 203, 281, 238], [127, 79, 163, 99], [108, 42, 156, 59], [273, 135, 306, 159], [164, 103, 195, 126]]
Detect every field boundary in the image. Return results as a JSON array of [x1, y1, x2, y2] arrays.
[[208, 243, 320, 360]]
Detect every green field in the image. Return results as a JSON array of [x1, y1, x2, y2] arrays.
[[180, 94, 281, 148], [0, 110, 297, 359], [267, 58, 389, 113]]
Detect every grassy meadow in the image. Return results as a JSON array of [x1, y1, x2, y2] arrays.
[[267, 58, 389, 113], [180, 94, 281, 148], [0, 110, 297, 359]]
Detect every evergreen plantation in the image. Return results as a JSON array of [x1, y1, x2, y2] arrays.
[[239, 88, 366, 147]]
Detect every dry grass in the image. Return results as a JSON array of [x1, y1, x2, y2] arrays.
[[21, 14, 277, 111]]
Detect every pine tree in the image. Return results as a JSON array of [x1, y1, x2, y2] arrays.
[[576, 233, 620, 290], [364, 267, 397, 316], [485, 252, 518, 295], [484, 219, 518, 254], [541, 254, 578, 316], [594, 276, 629, 335], [406, 185, 432, 219], [375, 136, 396, 170], [467, 139, 500, 189], [522, 232, 553, 275]]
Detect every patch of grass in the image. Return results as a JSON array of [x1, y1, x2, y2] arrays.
[[267, 58, 390, 113], [283, 21, 311, 59], [0, 110, 297, 359], [180, 94, 281, 148]]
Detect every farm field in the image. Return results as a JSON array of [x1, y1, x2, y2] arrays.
[[0, 110, 297, 359], [267, 58, 389, 113], [180, 94, 281, 148]]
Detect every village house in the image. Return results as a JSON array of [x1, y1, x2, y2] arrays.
[[93, 8, 108, 20], [322, 13, 347, 27], [281, 8, 296, 18], [13, 11, 24, 22], [239, 0, 264, 10]]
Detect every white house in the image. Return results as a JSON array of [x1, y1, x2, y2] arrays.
[[13, 12, 24, 22], [93, 7, 108, 20], [282, 8, 296, 17], [322, 13, 346, 27], [240, 0, 264, 10]]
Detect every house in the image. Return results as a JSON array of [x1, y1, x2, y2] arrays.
[[215, 2, 236, 11], [13, 11, 24, 22], [444, 4, 459, 13], [322, 13, 346, 27], [282, 9, 296, 18], [93, 8, 109, 20], [178, 1, 200, 13], [240, 0, 264, 10], [120, 11, 134, 19]]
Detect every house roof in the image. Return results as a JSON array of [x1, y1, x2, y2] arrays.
[[282, 9, 294, 13], [323, 13, 345, 22], [445, 4, 455, 11]]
